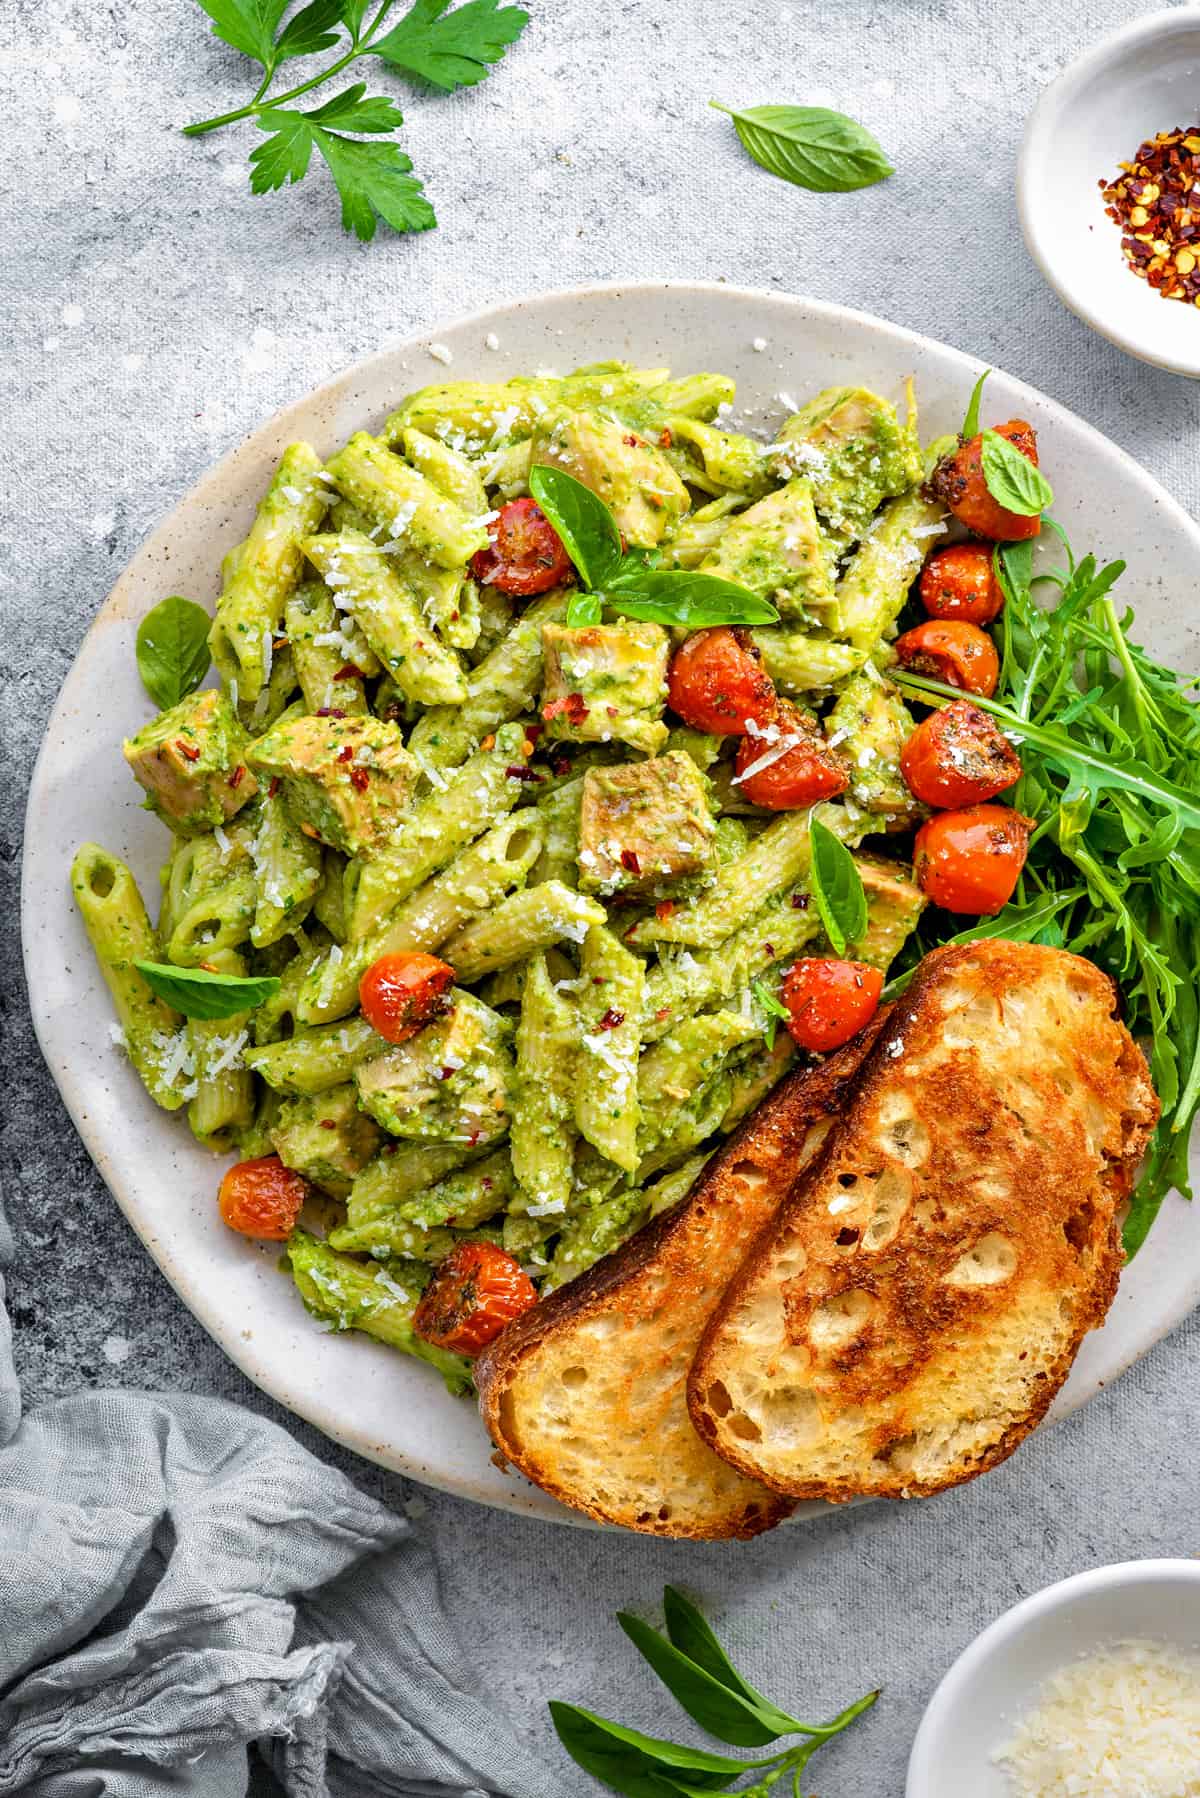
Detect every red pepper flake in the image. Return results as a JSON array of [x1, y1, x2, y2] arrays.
[[622, 433, 641, 447], [349, 766, 370, 791], [659, 427, 673, 448], [655, 900, 675, 920], [524, 721, 545, 742], [273, 636, 288, 650], [227, 764, 245, 789], [654, 1006, 671, 1022], [542, 692, 589, 725], [337, 744, 354, 763], [480, 733, 497, 750], [505, 763, 542, 782], [790, 892, 809, 909], [319, 1119, 337, 1130], [551, 753, 573, 776], [268, 777, 280, 798], [598, 1007, 626, 1030], [315, 707, 347, 719], [439, 1065, 456, 1081], [620, 848, 641, 874], [1099, 126, 1200, 305], [175, 739, 201, 762], [334, 663, 361, 681]]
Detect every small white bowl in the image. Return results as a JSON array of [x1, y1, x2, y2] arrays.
[[906, 1558, 1200, 1796], [1018, 10, 1200, 377]]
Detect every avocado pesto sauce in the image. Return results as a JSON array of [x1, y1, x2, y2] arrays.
[[75, 359, 938, 1391]]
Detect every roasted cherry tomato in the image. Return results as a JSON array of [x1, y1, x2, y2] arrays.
[[666, 627, 777, 736], [894, 620, 1000, 698], [918, 542, 1005, 624], [926, 420, 1042, 542], [218, 1156, 308, 1241], [469, 498, 574, 598], [780, 958, 884, 1054], [413, 1242, 537, 1356], [359, 951, 455, 1044], [732, 701, 849, 809], [913, 805, 1031, 914], [900, 699, 1022, 808]]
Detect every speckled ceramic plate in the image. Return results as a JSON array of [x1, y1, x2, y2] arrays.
[[22, 282, 1200, 1528]]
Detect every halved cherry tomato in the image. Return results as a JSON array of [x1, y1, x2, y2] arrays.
[[733, 700, 849, 809], [894, 620, 999, 698], [666, 627, 777, 735], [919, 542, 1004, 624], [413, 1241, 537, 1355], [913, 805, 1031, 914], [219, 1156, 308, 1240], [926, 420, 1042, 542], [900, 699, 1022, 808], [359, 951, 455, 1044], [470, 498, 574, 598], [780, 958, 884, 1054]]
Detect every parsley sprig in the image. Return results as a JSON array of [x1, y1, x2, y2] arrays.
[[892, 527, 1200, 1255], [184, 0, 529, 239], [551, 1586, 877, 1796]]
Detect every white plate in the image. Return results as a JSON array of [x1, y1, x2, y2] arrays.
[[22, 281, 1200, 1527], [1018, 9, 1200, 378]]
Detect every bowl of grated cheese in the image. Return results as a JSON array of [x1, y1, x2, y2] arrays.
[[907, 1559, 1200, 1798]]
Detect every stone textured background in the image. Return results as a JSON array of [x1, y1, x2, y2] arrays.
[[4, 0, 1200, 1791]]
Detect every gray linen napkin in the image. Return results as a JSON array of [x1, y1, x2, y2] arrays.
[[0, 1247, 562, 1798]]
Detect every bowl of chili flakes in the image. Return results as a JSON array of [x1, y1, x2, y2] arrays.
[[1018, 8, 1200, 378]]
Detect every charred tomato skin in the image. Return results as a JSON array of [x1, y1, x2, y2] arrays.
[[219, 1156, 308, 1241], [359, 952, 455, 1044], [732, 700, 849, 809], [895, 620, 1000, 698], [926, 420, 1042, 542], [918, 542, 1005, 625], [913, 804, 1031, 914], [666, 627, 777, 736], [470, 498, 574, 598], [413, 1241, 537, 1355], [780, 958, 884, 1054], [900, 699, 1022, 808]]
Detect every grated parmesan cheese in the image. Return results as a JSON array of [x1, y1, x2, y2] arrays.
[[994, 1638, 1200, 1798]]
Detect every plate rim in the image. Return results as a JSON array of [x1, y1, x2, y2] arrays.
[[22, 277, 1200, 1522]]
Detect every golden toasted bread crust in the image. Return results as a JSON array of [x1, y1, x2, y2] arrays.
[[475, 1022, 886, 1538], [689, 941, 1159, 1503]]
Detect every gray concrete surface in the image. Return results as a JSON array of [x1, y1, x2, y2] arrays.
[[4, 0, 1200, 1791]]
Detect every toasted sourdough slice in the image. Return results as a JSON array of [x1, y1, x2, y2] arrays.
[[475, 1022, 886, 1539], [689, 941, 1159, 1503]]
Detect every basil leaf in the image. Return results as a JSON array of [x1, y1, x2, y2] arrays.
[[528, 463, 623, 591], [136, 596, 213, 711], [807, 818, 868, 957], [618, 1612, 798, 1746], [749, 979, 790, 1051], [605, 570, 780, 628], [980, 429, 1054, 517], [710, 101, 892, 193], [134, 960, 280, 1020], [565, 590, 604, 628], [960, 368, 990, 439], [548, 1703, 765, 1798]]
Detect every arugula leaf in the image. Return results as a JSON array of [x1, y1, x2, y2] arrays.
[[528, 464, 623, 591], [274, 0, 348, 62], [710, 102, 892, 193], [134, 961, 281, 1020], [960, 368, 989, 439], [882, 891, 1084, 1000], [749, 979, 790, 1051], [807, 818, 868, 957], [617, 1613, 799, 1747], [250, 89, 436, 239], [605, 571, 780, 628], [195, 0, 290, 69], [370, 0, 529, 92], [136, 597, 213, 711], [981, 429, 1054, 516]]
